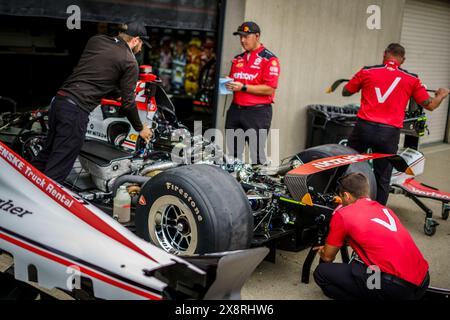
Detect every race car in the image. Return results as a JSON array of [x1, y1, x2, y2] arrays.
[[0, 67, 417, 258], [0, 141, 270, 300]]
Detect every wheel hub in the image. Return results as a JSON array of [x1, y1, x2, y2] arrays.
[[148, 196, 198, 255]]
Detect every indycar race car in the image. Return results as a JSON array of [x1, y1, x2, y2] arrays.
[[0, 67, 419, 299], [0, 142, 269, 300]]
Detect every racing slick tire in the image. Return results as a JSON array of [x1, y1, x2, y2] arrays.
[[135, 164, 253, 255], [294, 144, 377, 200]]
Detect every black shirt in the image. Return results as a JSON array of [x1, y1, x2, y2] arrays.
[[59, 34, 143, 131]]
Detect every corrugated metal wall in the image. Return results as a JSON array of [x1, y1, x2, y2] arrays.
[[400, 0, 450, 144]]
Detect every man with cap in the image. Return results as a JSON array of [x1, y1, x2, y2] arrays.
[[225, 22, 280, 165], [33, 21, 153, 183]]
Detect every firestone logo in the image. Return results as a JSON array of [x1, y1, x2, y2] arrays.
[[233, 72, 258, 81]]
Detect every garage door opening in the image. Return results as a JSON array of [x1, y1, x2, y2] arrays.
[[0, 0, 223, 131]]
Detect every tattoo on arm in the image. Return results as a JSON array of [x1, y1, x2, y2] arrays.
[[420, 98, 432, 107]]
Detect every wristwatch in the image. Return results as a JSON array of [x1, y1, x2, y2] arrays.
[[241, 84, 248, 92]]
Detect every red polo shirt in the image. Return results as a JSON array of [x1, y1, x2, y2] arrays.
[[345, 60, 430, 128], [229, 45, 280, 106], [327, 198, 429, 286]]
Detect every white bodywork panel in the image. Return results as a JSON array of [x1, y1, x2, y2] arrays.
[[0, 142, 204, 300], [391, 148, 425, 185]]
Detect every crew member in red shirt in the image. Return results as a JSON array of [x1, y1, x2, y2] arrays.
[[225, 22, 280, 165], [314, 173, 430, 300], [343, 43, 450, 205]]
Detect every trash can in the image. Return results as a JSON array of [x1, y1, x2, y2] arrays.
[[305, 104, 359, 148]]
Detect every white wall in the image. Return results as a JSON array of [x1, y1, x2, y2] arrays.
[[217, 0, 406, 161]]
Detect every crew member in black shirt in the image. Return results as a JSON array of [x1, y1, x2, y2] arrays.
[[33, 22, 152, 183]]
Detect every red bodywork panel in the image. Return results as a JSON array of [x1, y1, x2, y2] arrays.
[[395, 178, 450, 202], [288, 153, 399, 176], [285, 153, 412, 204], [101, 66, 158, 112]]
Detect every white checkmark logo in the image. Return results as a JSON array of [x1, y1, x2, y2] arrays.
[[375, 77, 402, 103], [371, 209, 398, 232]]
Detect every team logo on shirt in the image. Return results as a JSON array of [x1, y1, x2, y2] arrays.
[[233, 72, 259, 81], [236, 63, 244, 68]]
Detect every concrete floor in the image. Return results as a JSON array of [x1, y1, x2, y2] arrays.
[[242, 144, 450, 300], [1, 144, 449, 300]]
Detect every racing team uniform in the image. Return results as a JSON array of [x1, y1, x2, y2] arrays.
[[314, 198, 430, 300], [225, 45, 280, 165], [345, 59, 430, 205], [33, 34, 143, 183]]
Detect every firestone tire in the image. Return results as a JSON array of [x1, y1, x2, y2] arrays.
[[295, 144, 378, 200], [135, 164, 253, 255]]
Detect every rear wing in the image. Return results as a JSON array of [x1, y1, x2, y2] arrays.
[[285, 153, 413, 205]]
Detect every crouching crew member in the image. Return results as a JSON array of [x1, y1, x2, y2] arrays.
[[225, 22, 280, 165], [314, 173, 430, 300]]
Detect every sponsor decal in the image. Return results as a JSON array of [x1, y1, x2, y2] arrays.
[[165, 182, 203, 221], [233, 72, 258, 81], [236, 63, 244, 68], [0, 198, 33, 218], [243, 26, 250, 32], [0, 143, 74, 209], [129, 134, 138, 142], [407, 185, 450, 200], [272, 60, 278, 66], [312, 154, 373, 170], [270, 66, 279, 73], [0, 141, 159, 263], [254, 58, 262, 66], [87, 130, 107, 139]]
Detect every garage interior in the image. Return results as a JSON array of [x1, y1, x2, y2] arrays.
[[0, 0, 223, 131]]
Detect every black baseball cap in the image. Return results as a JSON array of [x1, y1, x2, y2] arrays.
[[233, 22, 261, 36], [122, 21, 151, 48]]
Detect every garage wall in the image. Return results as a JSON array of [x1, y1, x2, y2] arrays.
[[216, 0, 246, 134], [217, 0, 406, 162], [400, 0, 450, 144]]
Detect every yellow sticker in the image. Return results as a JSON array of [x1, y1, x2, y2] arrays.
[[129, 134, 138, 142], [272, 60, 278, 66]]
